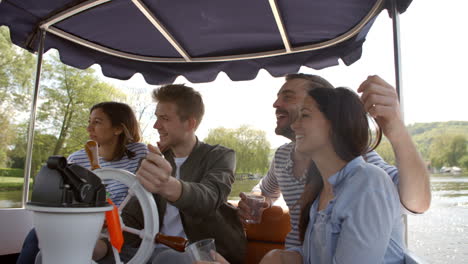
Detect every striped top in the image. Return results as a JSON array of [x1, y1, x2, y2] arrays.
[[67, 142, 148, 206], [256, 142, 399, 248]]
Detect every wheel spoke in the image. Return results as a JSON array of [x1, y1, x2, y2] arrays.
[[128, 180, 140, 194], [118, 192, 133, 211], [122, 224, 144, 237], [94, 168, 158, 264], [111, 246, 124, 264]]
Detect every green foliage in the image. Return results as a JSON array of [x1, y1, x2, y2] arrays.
[[428, 136, 452, 168], [204, 125, 271, 175], [0, 30, 127, 174], [374, 137, 396, 165], [8, 129, 58, 176], [411, 122, 468, 170], [0, 168, 24, 177], [408, 121, 468, 158], [0, 176, 33, 191], [459, 155, 468, 170], [0, 26, 35, 109], [37, 53, 127, 156], [229, 179, 260, 200], [0, 27, 35, 167], [0, 110, 16, 167], [376, 122, 468, 170], [448, 135, 467, 166]]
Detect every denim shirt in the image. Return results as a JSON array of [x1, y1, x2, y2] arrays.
[[299, 156, 405, 264]]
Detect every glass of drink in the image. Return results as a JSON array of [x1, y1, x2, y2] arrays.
[[244, 193, 266, 224], [185, 238, 216, 262]]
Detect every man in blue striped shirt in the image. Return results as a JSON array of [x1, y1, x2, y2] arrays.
[[238, 74, 431, 249]]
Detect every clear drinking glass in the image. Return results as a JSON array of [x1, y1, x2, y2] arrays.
[[244, 193, 266, 224], [185, 238, 216, 262]]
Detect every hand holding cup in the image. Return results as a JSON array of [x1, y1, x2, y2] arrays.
[[238, 192, 268, 224]]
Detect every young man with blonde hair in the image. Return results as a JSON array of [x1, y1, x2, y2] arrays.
[[95, 84, 246, 264]]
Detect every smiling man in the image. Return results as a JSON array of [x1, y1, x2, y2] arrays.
[[138, 84, 245, 264], [93, 84, 245, 264]]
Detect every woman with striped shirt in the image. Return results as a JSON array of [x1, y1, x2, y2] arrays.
[[68, 101, 148, 206], [17, 101, 147, 264]]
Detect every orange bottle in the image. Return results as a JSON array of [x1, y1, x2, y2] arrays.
[[105, 198, 124, 252]]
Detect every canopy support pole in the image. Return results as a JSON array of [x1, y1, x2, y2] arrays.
[[391, 0, 404, 107], [390, 0, 408, 246], [22, 30, 46, 207]]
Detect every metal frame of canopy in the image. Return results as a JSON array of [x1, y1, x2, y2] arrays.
[[4, 0, 405, 84], [36, 0, 385, 63], [8, 0, 406, 241]]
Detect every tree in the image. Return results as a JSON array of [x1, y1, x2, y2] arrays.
[[428, 134, 467, 169], [1, 28, 134, 173], [0, 26, 36, 168], [409, 121, 468, 161], [204, 125, 271, 175], [447, 135, 467, 166], [429, 135, 452, 169], [459, 155, 468, 170], [0, 110, 16, 167], [37, 53, 127, 156], [121, 85, 156, 143], [0, 26, 35, 111], [8, 124, 57, 175]]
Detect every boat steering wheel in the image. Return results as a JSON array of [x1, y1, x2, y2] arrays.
[[93, 168, 159, 264]]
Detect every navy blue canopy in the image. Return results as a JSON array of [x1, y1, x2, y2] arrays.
[[0, 0, 411, 84]]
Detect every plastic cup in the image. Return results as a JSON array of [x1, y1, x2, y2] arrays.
[[244, 194, 265, 224], [185, 238, 216, 262]]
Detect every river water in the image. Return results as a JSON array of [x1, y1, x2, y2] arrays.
[[1, 174, 467, 262], [408, 174, 468, 263]]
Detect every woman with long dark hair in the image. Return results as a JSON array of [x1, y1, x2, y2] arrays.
[[17, 101, 147, 264], [295, 87, 405, 263], [68, 101, 147, 206], [257, 87, 406, 264]]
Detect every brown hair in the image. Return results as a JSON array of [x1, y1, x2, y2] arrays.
[[298, 87, 382, 241], [285, 73, 334, 89], [152, 84, 205, 128], [90, 102, 141, 160]]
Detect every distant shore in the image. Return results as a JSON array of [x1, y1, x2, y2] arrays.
[[0, 177, 33, 191], [430, 173, 467, 177]]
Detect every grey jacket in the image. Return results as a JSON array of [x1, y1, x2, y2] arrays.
[[121, 139, 246, 264]]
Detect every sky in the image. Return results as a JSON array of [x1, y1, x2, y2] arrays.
[[101, 0, 468, 148]]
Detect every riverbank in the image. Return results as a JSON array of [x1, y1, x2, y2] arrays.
[[431, 172, 467, 177], [0, 177, 32, 191]]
